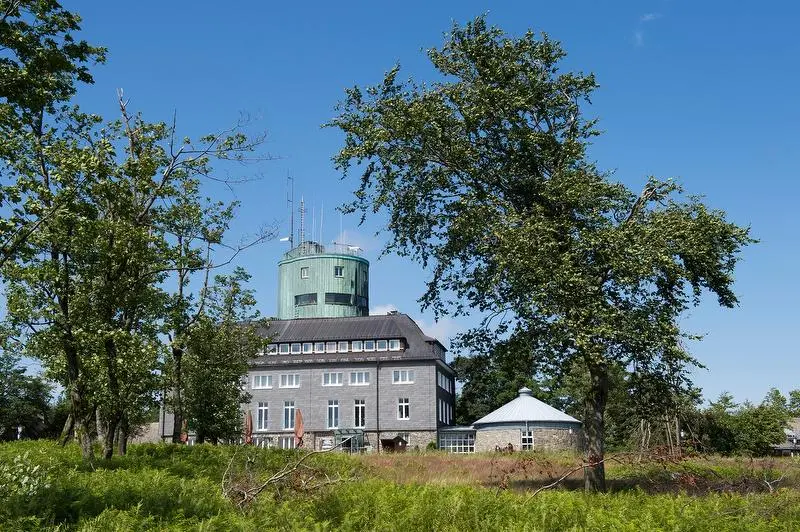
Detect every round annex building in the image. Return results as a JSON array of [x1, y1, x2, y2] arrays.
[[442, 387, 584, 453]]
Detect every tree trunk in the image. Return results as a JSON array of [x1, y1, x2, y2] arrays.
[[102, 415, 119, 460], [64, 339, 94, 463], [117, 416, 129, 456], [584, 362, 608, 493], [59, 413, 74, 446], [171, 346, 185, 444]]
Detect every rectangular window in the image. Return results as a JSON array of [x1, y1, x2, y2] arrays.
[[252, 375, 272, 389], [327, 400, 339, 428], [322, 372, 343, 386], [363, 340, 375, 351], [337, 341, 348, 352], [388, 339, 401, 351], [325, 341, 337, 353], [314, 342, 325, 353], [392, 369, 415, 384], [439, 399, 444, 422], [256, 402, 268, 431], [351, 340, 363, 352], [439, 432, 475, 453], [334, 265, 344, 277], [267, 344, 278, 355], [398, 398, 410, 420], [283, 401, 295, 430], [349, 371, 370, 385], [279, 435, 295, 449], [521, 431, 534, 451], [300, 267, 309, 279], [354, 399, 366, 428], [280, 374, 300, 388], [376, 339, 388, 351], [302, 342, 313, 354], [279, 344, 290, 355], [325, 292, 351, 305], [290, 343, 301, 354], [294, 293, 317, 306]]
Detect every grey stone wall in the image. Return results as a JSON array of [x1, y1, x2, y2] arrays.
[[474, 426, 584, 453]]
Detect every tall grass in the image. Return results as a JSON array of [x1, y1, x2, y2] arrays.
[[1, 441, 798, 531]]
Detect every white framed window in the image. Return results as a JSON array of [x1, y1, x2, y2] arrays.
[[322, 372, 343, 386], [521, 431, 534, 451], [252, 375, 272, 389], [351, 340, 363, 352], [279, 435, 295, 449], [392, 369, 415, 384], [302, 342, 313, 354], [283, 401, 295, 430], [337, 341, 348, 352], [447, 404, 452, 424], [439, 399, 444, 422], [350, 371, 370, 385], [439, 432, 475, 453], [334, 265, 344, 277], [280, 374, 300, 388], [363, 340, 375, 351], [376, 339, 388, 351], [397, 398, 410, 420], [256, 402, 268, 431], [314, 342, 325, 353], [388, 339, 401, 351], [279, 344, 290, 355], [325, 341, 337, 353], [327, 400, 339, 428], [267, 344, 278, 355], [300, 267, 309, 279], [354, 399, 366, 428], [290, 343, 301, 354]]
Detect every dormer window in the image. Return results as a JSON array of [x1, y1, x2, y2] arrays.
[[389, 339, 401, 351]]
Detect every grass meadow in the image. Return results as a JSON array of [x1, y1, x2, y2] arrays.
[[1, 441, 799, 530]]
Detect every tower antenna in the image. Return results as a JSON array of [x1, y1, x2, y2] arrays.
[[299, 196, 306, 244], [287, 173, 294, 247]]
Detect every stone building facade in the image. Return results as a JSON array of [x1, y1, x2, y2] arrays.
[[245, 313, 456, 451]]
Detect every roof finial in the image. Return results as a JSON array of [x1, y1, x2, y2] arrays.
[[519, 387, 532, 397]]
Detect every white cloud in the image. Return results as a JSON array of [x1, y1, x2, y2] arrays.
[[413, 316, 464, 350], [370, 303, 398, 316], [640, 13, 662, 22]]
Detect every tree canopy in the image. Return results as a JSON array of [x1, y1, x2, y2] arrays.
[[330, 16, 754, 491]]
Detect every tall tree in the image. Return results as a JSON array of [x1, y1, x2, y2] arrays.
[[183, 267, 263, 444], [0, 351, 51, 440], [329, 16, 753, 491], [0, 0, 105, 263]]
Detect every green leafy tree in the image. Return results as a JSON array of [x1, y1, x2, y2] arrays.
[[789, 390, 800, 418], [0, 0, 105, 263], [0, 351, 51, 440], [329, 16, 753, 491], [183, 268, 263, 444]]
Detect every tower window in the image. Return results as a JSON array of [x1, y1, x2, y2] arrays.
[[295, 293, 317, 306], [325, 292, 352, 305], [334, 265, 344, 277], [300, 267, 309, 279]]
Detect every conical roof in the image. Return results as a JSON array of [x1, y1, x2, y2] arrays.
[[473, 387, 580, 425]]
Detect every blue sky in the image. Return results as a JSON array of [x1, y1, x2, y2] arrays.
[[68, 1, 798, 404]]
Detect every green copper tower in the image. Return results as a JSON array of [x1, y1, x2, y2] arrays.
[[277, 241, 369, 319]]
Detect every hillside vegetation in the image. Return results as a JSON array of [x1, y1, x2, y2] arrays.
[[1, 441, 800, 530]]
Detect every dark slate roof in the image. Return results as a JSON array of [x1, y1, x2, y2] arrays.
[[251, 313, 451, 368]]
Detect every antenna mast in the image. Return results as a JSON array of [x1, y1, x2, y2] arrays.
[[299, 196, 306, 244], [287, 173, 294, 247]]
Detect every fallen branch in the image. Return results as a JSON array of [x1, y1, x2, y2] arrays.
[[526, 457, 619, 499], [225, 437, 355, 507]]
